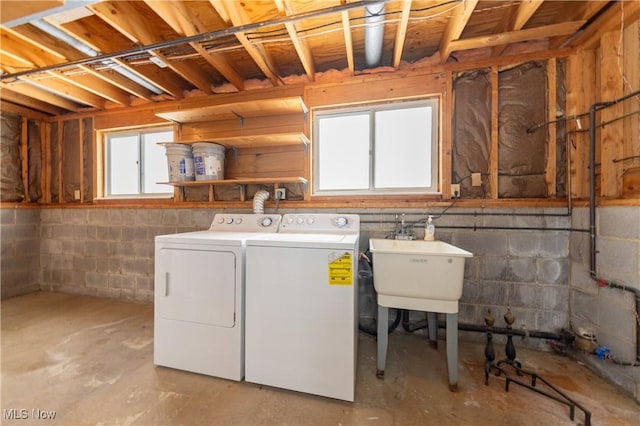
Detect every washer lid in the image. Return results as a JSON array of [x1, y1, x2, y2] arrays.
[[155, 230, 258, 246], [245, 233, 358, 249]]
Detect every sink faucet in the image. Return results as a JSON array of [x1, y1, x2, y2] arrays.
[[394, 213, 416, 240]]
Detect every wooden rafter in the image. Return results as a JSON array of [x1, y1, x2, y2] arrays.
[[568, 1, 640, 49], [448, 21, 586, 52], [393, 0, 412, 68], [0, 85, 66, 116], [4, 81, 82, 111], [439, 0, 478, 64], [341, 10, 355, 74], [89, 1, 201, 96], [210, 0, 281, 85], [47, 69, 130, 105], [274, 0, 315, 81], [24, 74, 106, 108], [146, 0, 244, 91], [491, 0, 543, 57]]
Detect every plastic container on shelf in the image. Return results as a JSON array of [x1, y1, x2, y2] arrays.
[[192, 142, 225, 181], [161, 143, 194, 182]]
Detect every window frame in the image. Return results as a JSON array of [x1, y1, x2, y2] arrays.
[[102, 126, 174, 199], [312, 98, 440, 196]]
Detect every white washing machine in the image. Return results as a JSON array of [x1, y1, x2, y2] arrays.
[[244, 213, 360, 401], [154, 213, 281, 380]]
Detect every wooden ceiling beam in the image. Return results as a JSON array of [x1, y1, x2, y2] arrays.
[[3, 81, 83, 111], [25, 74, 106, 108], [491, 0, 543, 57], [274, 0, 315, 81], [146, 0, 243, 91], [341, 11, 355, 74], [47, 69, 131, 105], [0, 85, 67, 116], [211, 0, 281, 85], [112, 58, 183, 99], [449, 20, 585, 52], [0, 27, 66, 68], [393, 0, 412, 68], [439, 0, 478, 64], [568, 1, 640, 50], [89, 1, 194, 97], [79, 64, 155, 102]]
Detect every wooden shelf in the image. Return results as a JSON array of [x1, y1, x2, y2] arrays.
[[160, 177, 308, 202], [156, 96, 308, 123]]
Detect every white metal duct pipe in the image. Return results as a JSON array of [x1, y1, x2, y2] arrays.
[[364, 3, 386, 68], [252, 190, 270, 214]]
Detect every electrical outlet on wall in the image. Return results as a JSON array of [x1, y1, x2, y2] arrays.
[[275, 188, 286, 200], [451, 184, 460, 198]]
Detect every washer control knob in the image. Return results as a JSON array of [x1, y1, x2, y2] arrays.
[[306, 217, 315, 225], [286, 216, 294, 224], [260, 217, 273, 227], [335, 217, 349, 227], [217, 217, 225, 224], [226, 218, 234, 224], [296, 216, 304, 224], [236, 218, 243, 224]]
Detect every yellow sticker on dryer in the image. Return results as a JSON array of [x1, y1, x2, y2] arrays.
[[328, 252, 353, 285]]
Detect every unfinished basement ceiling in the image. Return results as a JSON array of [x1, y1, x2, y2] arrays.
[[0, 0, 627, 116]]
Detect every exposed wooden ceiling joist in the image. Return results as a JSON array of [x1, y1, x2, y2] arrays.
[[0, 1, 633, 117]]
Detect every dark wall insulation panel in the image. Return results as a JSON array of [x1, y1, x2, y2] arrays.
[[498, 62, 548, 198], [82, 118, 93, 202], [27, 120, 42, 202], [1, 113, 24, 202], [62, 119, 80, 203], [50, 122, 59, 203], [452, 69, 491, 198]]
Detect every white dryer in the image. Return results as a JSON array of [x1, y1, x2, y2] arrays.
[[244, 213, 360, 401], [154, 213, 281, 380]]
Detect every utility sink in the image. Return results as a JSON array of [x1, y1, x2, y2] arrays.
[[369, 238, 473, 314], [370, 238, 473, 391]]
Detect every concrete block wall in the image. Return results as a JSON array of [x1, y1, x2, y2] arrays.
[[570, 206, 640, 363], [359, 207, 571, 342], [39, 208, 216, 302], [0, 208, 41, 299]]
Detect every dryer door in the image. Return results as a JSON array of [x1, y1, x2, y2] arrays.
[[156, 247, 236, 327]]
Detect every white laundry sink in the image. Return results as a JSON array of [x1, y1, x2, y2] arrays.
[[369, 238, 473, 313]]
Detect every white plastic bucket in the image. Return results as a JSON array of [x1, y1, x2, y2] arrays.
[[162, 143, 194, 182], [192, 142, 225, 181]]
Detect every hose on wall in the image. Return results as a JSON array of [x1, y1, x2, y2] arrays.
[[252, 190, 270, 214]]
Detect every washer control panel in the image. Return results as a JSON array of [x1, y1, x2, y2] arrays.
[[280, 214, 360, 234], [209, 214, 281, 232]]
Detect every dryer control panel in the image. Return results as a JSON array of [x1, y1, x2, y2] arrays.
[[280, 214, 360, 234], [209, 214, 282, 232]]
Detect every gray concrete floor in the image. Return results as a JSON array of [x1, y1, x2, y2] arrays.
[[1, 291, 639, 425]]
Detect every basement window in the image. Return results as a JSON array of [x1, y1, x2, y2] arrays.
[[104, 128, 172, 198], [313, 98, 439, 195]]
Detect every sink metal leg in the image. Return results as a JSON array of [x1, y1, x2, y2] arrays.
[[376, 304, 389, 379], [427, 312, 438, 349], [446, 312, 459, 392]]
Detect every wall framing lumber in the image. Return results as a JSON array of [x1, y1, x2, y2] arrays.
[[599, 30, 624, 199], [490, 66, 499, 199], [546, 59, 557, 197], [19, 116, 29, 202]]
